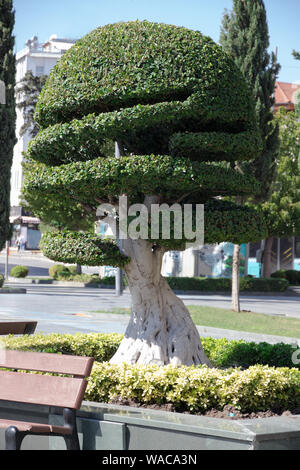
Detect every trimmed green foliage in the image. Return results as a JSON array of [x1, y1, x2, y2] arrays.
[[169, 130, 262, 162], [40, 231, 129, 268], [28, 100, 261, 167], [165, 276, 288, 292], [9, 265, 29, 278], [271, 270, 300, 286], [0, 274, 4, 287], [35, 21, 256, 129], [86, 362, 300, 413], [37, 198, 267, 265], [1, 333, 122, 362], [48, 264, 70, 278], [202, 337, 300, 370], [24, 20, 265, 264], [23, 155, 261, 201], [2, 332, 300, 413], [2, 332, 298, 370]]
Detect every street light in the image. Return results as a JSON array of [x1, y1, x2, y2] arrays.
[[115, 142, 123, 296]]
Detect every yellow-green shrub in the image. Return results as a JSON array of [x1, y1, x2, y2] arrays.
[[85, 363, 300, 413]]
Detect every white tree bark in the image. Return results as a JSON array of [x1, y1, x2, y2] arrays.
[[231, 244, 241, 312], [110, 238, 212, 367]]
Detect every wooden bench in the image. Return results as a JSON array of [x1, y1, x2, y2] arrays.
[[0, 321, 37, 336], [0, 350, 94, 450]]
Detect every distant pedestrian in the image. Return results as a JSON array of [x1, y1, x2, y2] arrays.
[[15, 236, 21, 252], [19, 235, 26, 252]]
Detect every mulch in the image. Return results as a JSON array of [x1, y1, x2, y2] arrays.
[[110, 398, 300, 420]]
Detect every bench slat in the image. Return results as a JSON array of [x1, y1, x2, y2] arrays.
[[0, 350, 94, 377], [0, 370, 87, 409], [0, 322, 37, 335]]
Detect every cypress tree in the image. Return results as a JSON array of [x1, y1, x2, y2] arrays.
[[220, 0, 280, 291], [16, 70, 48, 138], [0, 0, 16, 251], [220, 0, 281, 201]]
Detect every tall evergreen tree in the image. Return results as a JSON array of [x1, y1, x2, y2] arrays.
[[220, 0, 280, 303], [0, 0, 16, 251], [16, 70, 48, 138], [220, 0, 280, 201]]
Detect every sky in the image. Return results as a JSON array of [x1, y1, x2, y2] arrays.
[[13, 0, 300, 84]]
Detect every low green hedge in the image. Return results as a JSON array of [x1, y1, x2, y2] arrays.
[[271, 269, 300, 285], [166, 276, 289, 292], [2, 333, 298, 370], [2, 333, 299, 413], [97, 276, 289, 292], [48, 264, 70, 278], [86, 362, 300, 413], [0, 274, 4, 288], [1, 333, 122, 362], [10, 265, 29, 278]]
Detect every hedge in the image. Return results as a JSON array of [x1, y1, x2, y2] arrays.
[[1, 333, 123, 362], [96, 276, 288, 292], [9, 265, 29, 278], [271, 269, 300, 285], [2, 333, 299, 413], [165, 276, 289, 292], [2, 333, 298, 370], [48, 264, 70, 278], [86, 362, 300, 413], [0, 274, 4, 288]]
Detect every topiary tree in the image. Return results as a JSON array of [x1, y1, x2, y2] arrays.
[[23, 21, 266, 366]]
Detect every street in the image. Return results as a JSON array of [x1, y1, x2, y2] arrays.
[[1, 252, 300, 343], [0, 281, 299, 345]]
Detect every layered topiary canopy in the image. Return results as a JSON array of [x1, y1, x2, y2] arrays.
[[23, 20, 266, 266]]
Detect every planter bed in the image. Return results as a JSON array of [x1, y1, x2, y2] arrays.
[[1, 333, 300, 450], [0, 400, 299, 450]]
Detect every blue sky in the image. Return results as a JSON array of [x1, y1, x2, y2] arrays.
[[13, 0, 300, 84]]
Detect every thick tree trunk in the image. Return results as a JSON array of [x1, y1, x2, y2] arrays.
[[110, 239, 212, 367], [231, 244, 240, 312], [262, 237, 273, 278]]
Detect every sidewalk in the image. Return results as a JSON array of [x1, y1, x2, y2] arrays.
[[196, 324, 300, 346]]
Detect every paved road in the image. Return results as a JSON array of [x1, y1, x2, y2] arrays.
[[0, 283, 299, 344], [0, 253, 99, 277]]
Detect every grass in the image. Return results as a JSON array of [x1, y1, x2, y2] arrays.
[[188, 305, 300, 338], [91, 305, 300, 338]]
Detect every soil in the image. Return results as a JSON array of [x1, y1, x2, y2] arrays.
[[110, 398, 300, 420]]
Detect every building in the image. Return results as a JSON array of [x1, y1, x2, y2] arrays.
[[10, 35, 76, 250], [274, 81, 300, 113]]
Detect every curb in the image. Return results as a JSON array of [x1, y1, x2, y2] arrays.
[[0, 287, 26, 294]]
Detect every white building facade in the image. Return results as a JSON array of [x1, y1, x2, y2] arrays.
[[10, 35, 76, 249]]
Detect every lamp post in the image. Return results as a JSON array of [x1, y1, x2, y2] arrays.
[[5, 240, 9, 281], [115, 142, 123, 296]]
